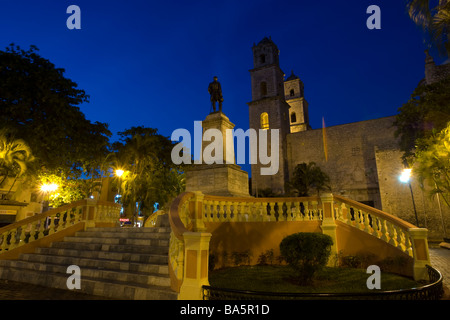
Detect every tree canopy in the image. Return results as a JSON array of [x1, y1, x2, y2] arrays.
[[407, 0, 450, 57], [0, 44, 111, 178], [394, 76, 450, 161], [111, 126, 185, 217], [286, 162, 331, 196]]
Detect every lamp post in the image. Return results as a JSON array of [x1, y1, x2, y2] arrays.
[[399, 168, 420, 227]]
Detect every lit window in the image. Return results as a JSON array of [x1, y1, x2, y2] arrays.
[[260, 112, 269, 130]]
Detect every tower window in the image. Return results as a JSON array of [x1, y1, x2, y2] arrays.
[[260, 54, 266, 64], [290, 89, 295, 97], [290, 112, 297, 123], [260, 112, 269, 130], [260, 82, 267, 97]]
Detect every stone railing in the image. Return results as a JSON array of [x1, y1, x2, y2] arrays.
[[332, 195, 430, 280], [168, 192, 431, 300], [0, 199, 121, 260], [144, 210, 167, 227], [202, 195, 322, 223]]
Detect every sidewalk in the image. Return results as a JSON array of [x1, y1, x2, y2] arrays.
[[429, 245, 450, 299]]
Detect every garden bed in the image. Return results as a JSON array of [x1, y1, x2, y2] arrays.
[[209, 265, 421, 294]]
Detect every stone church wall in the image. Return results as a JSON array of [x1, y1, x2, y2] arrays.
[[286, 116, 398, 210]]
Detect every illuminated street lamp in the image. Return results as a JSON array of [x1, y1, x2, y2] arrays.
[[115, 169, 124, 178], [399, 168, 419, 227], [40, 183, 59, 212]]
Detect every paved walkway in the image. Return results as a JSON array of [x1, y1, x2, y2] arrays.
[[429, 244, 450, 299]]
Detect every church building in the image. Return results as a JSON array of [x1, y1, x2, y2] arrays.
[[248, 37, 450, 239]]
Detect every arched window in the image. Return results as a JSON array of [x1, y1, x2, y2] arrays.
[[260, 81, 267, 97], [260, 112, 269, 130], [290, 89, 295, 97], [290, 112, 297, 123]]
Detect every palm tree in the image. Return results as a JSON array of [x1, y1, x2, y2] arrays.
[[0, 131, 35, 191], [287, 162, 331, 197], [407, 0, 450, 56]]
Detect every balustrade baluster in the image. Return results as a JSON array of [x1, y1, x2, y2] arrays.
[[37, 220, 45, 239], [18, 227, 26, 246], [371, 216, 380, 238], [218, 201, 225, 222], [48, 215, 56, 235], [226, 201, 233, 222], [396, 226, 405, 251], [261, 202, 268, 221], [0, 232, 7, 251], [212, 201, 219, 222], [288, 201, 293, 220], [292, 202, 300, 221], [387, 222, 397, 246], [242, 202, 249, 222], [311, 201, 318, 220], [363, 211, 371, 233], [303, 202, 309, 220], [9, 230, 17, 249], [380, 219, 389, 242], [404, 235, 413, 257], [345, 205, 353, 225]]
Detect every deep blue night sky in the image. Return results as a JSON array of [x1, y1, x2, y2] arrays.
[[0, 0, 444, 172]]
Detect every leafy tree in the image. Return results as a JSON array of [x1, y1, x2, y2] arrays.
[[287, 162, 331, 196], [112, 126, 185, 218], [39, 172, 101, 208], [394, 76, 450, 161], [415, 121, 450, 209], [0, 44, 111, 178]]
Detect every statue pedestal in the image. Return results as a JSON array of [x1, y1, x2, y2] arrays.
[[186, 163, 250, 197], [185, 112, 250, 197]]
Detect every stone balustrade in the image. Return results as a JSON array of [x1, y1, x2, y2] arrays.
[[0, 199, 121, 260], [167, 192, 431, 300]]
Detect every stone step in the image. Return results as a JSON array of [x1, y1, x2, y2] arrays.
[[50, 240, 168, 255], [20, 252, 168, 275], [36, 247, 168, 264], [0, 266, 176, 300], [0, 259, 171, 287], [87, 227, 171, 233], [62, 236, 169, 247], [0, 226, 176, 300], [75, 230, 170, 239]]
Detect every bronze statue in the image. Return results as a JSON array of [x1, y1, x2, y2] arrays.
[[208, 76, 223, 113]]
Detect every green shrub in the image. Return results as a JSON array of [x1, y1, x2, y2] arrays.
[[279, 232, 333, 285], [257, 249, 275, 265]]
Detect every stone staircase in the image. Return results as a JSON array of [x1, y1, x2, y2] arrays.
[[0, 226, 177, 300]]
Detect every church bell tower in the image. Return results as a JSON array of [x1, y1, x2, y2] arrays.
[[248, 37, 291, 195]]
